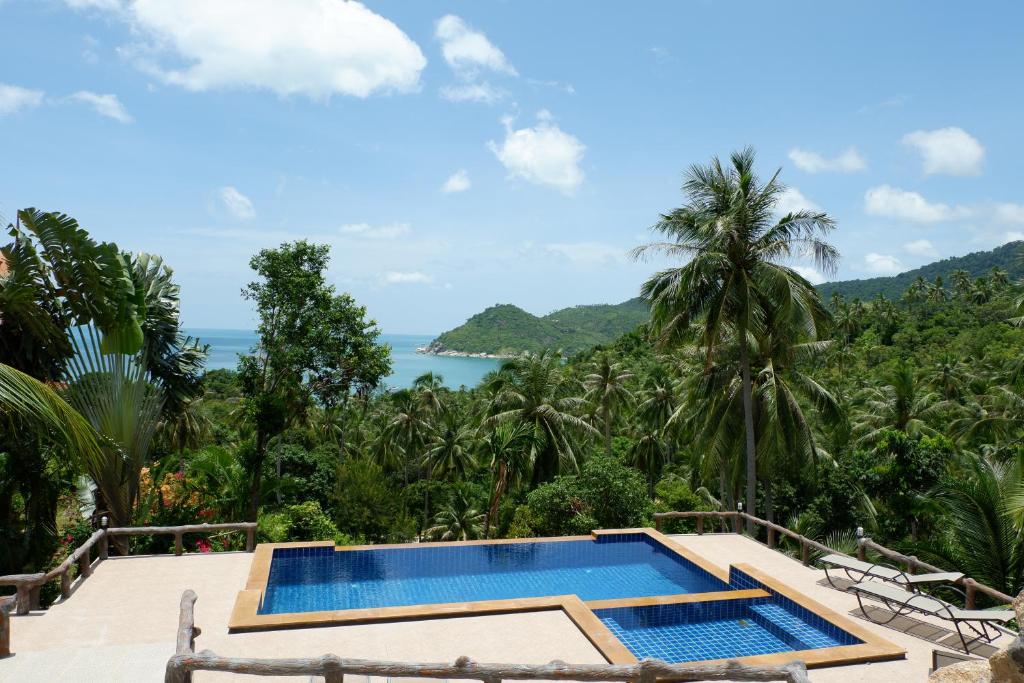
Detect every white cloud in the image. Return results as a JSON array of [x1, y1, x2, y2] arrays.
[[902, 127, 984, 176], [791, 265, 825, 285], [441, 170, 470, 194], [435, 15, 516, 79], [488, 112, 585, 194], [544, 242, 624, 264], [902, 239, 938, 258], [339, 222, 410, 239], [380, 270, 433, 285], [65, 0, 122, 8], [994, 203, 1024, 224], [788, 147, 866, 173], [75, 0, 426, 99], [864, 252, 906, 275], [0, 83, 44, 115], [775, 187, 820, 215], [219, 186, 255, 219], [439, 83, 506, 104], [864, 185, 966, 223], [69, 91, 133, 122]]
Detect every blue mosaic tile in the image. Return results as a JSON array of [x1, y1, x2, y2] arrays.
[[595, 596, 856, 663], [259, 535, 729, 614]]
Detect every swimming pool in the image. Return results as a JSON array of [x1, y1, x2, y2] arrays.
[[230, 530, 905, 670], [597, 596, 859, 663], [259, 533, 727, 614]]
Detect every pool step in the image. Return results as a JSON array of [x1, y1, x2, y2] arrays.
[[747, 603, 815, 651]]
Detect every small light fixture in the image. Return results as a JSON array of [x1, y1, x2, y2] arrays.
[[100, 515, 108, 530], [855, 526, 864, 539], [737, 502, 744, 512]]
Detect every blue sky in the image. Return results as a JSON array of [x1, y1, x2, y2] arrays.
[[2, 1, 1023, 334]]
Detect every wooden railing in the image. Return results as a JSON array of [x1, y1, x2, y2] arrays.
[[653, 510, 1015, 609], [0, 522, 256, 617], [165, 590, 811, 683]]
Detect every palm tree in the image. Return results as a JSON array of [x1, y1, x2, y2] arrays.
[[853, 363, 945, 444], [424, 416, 476, 480], [632, 147, 839, 530], [481, 422, 533, 536], [635, 364, 680, 462], [425, 492, 486, 541], [582, 352, 633, 457], [923, 455, 1024, 597], [486, 350, 596, 485], [950, 269, 972, 298]]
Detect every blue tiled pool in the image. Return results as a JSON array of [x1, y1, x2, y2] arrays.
[[596, 596, 860, 663], [259, 534, 727, 614]]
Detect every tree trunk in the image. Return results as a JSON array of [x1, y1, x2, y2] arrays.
[[247, 434, 267, 522], [485, 464, 507, 538], [739, 339, 756, 534], [603, 408, 612, 458]]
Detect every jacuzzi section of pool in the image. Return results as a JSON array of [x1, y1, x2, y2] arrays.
[[258, 533, 727, 615], [596, 596, 861, 664]]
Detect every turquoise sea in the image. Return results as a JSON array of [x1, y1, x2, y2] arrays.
[[186, 329, 501, 390]]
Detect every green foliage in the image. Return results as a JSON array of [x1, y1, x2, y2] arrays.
[[259, 501, 355, 545], [818, 241, 1023, 301], [430, 298, 649, 356], [522, 455, 652, 535]]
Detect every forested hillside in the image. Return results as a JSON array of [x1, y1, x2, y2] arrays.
[[428, 298, 648, 355], [818, 241, 1023, 301]]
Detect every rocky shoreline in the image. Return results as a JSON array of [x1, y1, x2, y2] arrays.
[[415, 344, 515, 359]]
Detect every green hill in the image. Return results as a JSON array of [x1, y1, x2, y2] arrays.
[[818, 241, 1023, 301], [427, 298, 649, 356]]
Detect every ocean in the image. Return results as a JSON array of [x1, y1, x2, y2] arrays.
[[187, 329, 501, 390]]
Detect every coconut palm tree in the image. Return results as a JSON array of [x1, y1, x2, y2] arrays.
[[425, 492, 486, 541], [486, 350, 596, 485], [481, 421, 532, 536], [424, 415, 476, 480], [582, 352, 633, 457], [853, 363, 945, 444], [632, 147, 839, 529]]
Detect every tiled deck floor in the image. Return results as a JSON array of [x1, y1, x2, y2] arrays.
[[0, 533, 1013, 681]]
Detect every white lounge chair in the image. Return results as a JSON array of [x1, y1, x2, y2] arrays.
[[848, 580, 1013, 652], [820, 553, 963, 592]]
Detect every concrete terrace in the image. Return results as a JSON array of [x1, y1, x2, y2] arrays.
[[1, 532, 1012, 682]]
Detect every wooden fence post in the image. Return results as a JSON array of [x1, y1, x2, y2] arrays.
[[800, 538, 810, 566], [245, 526, 255, 552], [78, 546, 92, 578], [767, 528, 776, 549], [0, 596, 12, 657], [696, 516, 704, 535], [964, 578, 977, 610], [323, 654, 344, 683], [732, 514, 741, 534], [99, 532, 109, 561], [856, 538, 867, 561], [174, 532, 184, 556], [60, 568, 71, 599], [906, 555, 918, 576]]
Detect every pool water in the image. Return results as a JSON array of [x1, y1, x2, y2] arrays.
[[597, 598, 860, 663], [259, 535, 727, 614]]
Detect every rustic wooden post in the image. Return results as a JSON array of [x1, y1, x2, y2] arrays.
[[0, 596, 13, 658], [60, 568, 71, 599], [696, 516, 704, 535], [800, 537, 810, 566], [654, 517, 662, 532], [78, 546, 92, 578], [99, 532, 109, 561], [245, 526, 255, 552], [964, 578, 977, 610], [767, 528, 776, 549], [906, 555, 918, 576], [732, 514, 741, 534], [174, 532, 184, 556], [323, 654, 345, 683], [29, 584, 41, 610], [856, 537, 867, 561]]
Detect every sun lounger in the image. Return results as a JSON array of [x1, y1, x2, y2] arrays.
[[820, 553, 963, 591], [848, 580, 1013, 652]]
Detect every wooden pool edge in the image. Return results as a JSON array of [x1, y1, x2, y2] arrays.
[[227, 529, 906, 670]]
